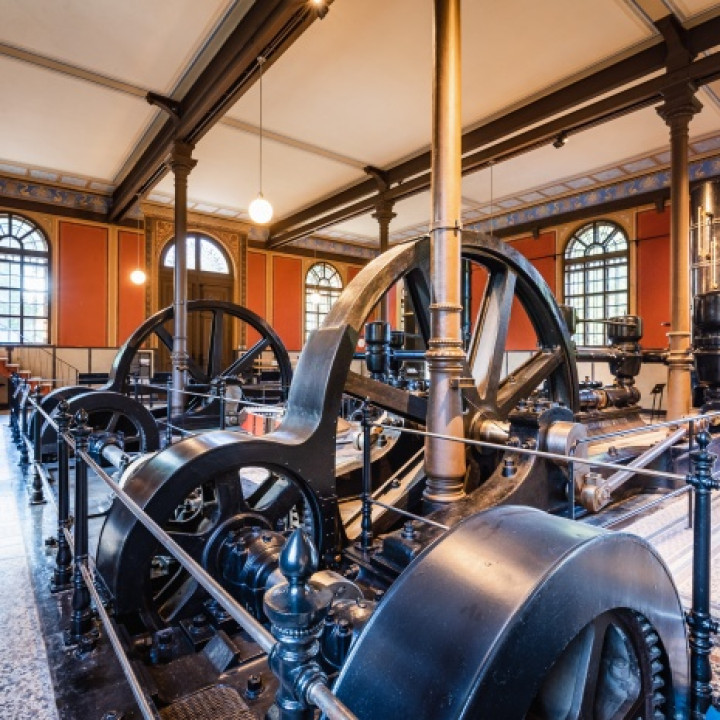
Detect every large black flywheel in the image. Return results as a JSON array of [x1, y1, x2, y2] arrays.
[[39, 389, 161, 456], [334, 506, 689, 720], [106, 299, 293, 400], [335, 232, 578, 427], [95, 433, 317, 628], [96, 235, 580, 623]]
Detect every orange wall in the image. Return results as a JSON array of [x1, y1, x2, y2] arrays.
[[505, 232, 556, 350], [637, 208, 671, 348], [117, 230, 145, 345], [58, 221, 108, 346], [271, 255, 303, 351], [246, 251, 267, 346]]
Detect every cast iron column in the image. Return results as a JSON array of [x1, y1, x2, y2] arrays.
[[373, 196, 396, 323], [424, 0, 466, 504], [167, 140, 197, 418], [657, 84, 701, 419]]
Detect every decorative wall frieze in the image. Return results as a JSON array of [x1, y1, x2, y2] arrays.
[[0, 174, 110, 214], [467, 155, 720, 236]]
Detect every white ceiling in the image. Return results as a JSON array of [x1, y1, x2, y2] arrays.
[[1, 0, 720, 246]]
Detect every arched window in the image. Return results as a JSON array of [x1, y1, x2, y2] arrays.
[[564, 220, 628, 346], [162, 233, 230, 274], [0, 213, 49, 344], [305, 262, 343, 341]]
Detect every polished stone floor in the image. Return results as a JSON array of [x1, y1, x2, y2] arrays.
[[0, 418, 59, 720]]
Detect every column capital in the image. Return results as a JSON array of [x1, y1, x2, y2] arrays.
[[657, 83, 703, 126], [165, 140, 197, 176], [372, 195, 397, 225]]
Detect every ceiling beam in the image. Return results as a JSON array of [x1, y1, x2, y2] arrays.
[[267, 12, 720, 249], [109, 0, 318, 222]]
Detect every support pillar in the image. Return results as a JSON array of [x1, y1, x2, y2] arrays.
[[372, 196, 396, 323], [657, 84, 701, 419], [424, 0, 466, 504], [166, 141, 197, 418]]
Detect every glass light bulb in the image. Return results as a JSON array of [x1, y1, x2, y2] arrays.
[[249, 193, 273, 224], [130, 268, 147, 285]]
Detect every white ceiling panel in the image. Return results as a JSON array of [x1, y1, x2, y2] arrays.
[[460, 103, 720, 206], [0, 0, 234, 91], [460, 0, 652, 124], [227, 0, 651, 174], [328, 192, 435, 240], [0, 56, 155, 180], [153, 124, 365, 218], [330, 98, 720, 241], [227, 0, 433, 167], [671, 0, 720, 19]]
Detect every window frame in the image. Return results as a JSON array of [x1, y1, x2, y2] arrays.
[[0, 212, 51, 346], [304, 261, 343, 342], [161, 232, 232, 275], [562, 219, 629, 347]]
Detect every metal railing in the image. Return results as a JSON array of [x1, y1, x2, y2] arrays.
[[15, 371, 720, 719], [20, 389, 357, 720]]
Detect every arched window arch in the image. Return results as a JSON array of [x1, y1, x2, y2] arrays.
[[0, 212, 49, 344], [564, 220, 629, 346], [161, 233, 230, 274], [305, 262, 343, 341]]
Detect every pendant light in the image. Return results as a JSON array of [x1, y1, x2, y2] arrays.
[[248, 56, 273, 224], [130, 196, 147, 285]]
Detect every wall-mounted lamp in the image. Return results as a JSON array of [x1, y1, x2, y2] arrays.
[[553, 131, 568, 149], [248, 56, 273, 225], [130, 197, 147, 285]]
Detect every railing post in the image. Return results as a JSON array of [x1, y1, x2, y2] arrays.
[[29, 387, 46, 505], [218, 378, 227, 430], [165, 379, 173, 447], [66, 409, 96, 651], [360, 401, 373, 552], [9, 373, 20, 444], [51, 398, 73, 592], [686, 428, 720, 718], [264, 529, 332, 720], [19, 380, 30, 465]]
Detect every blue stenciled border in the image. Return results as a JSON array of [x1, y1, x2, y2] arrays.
[[467, 155, 720, 234], [0, 176, 110, 214]]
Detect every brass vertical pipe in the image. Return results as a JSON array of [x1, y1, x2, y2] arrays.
[[424, 0, 466, 504], [167, 141, 197, 419], [658, 88, 701, 419]]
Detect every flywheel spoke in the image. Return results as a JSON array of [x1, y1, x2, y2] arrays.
[[105, 411, 122, 433], [153, 325, 208, 384], [165, 529, 210, 559], [207, 309, 225, 380], [222, 337, 270, 378], [495, 348, 563, 418], [155, 570, 203, 624], [469, 267, 517, 410]]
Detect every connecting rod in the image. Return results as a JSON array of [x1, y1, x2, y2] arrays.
[[424, 0, 466, 504]]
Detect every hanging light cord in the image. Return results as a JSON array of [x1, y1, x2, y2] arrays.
[[489, 161, 494, 238], [258, 56, 265, 195]]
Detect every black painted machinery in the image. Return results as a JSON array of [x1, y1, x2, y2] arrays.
[[73, 232, 704, 719]]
